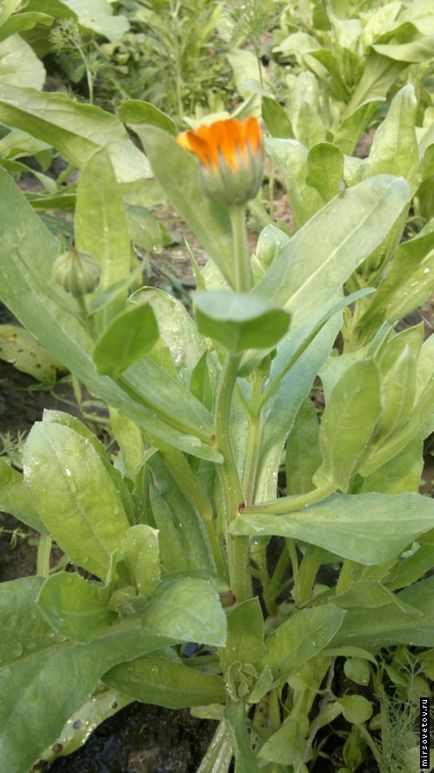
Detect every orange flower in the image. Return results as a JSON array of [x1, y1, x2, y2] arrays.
[[177, 116, 264, 207]]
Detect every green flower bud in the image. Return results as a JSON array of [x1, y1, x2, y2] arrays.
[[53, 247, 100, 298]]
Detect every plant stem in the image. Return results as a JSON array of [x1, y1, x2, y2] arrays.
[[229, 205, 252, 292], [242, 482, 335, 515], [36, 533, 52, 577], [294, 545, 324, 605], [214, 354, 252, 602], [242, 373, 262, 505]]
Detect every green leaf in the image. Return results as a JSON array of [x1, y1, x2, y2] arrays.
[[224, 700, 260, 773], [231, 493, 434, 565], [366, 85, 420, 190], [262, 96, 293, 138], [254, 175, 410, 335], [373, 36, 434, 63], [37, 572, 115, 642], [262, 605, 345, 684], [75, 148, 131, 324], [0, 460, 46, 533], [338, 695, 373, 724], [138, 126, 233, 281], [285, 399, 321, 495], [194, 291, 290, 353], [137, 287, 206, 383], [344, 658, 371, 686], [142, 577, 227, 646], [121, 525, 160, 597], [119, 99, 176, 135], [0, 34, 45, 89], [104, 654, 225, 708], [38, 687, 132, 764], [257, 714, 311, 766], [0, 12, 52, 44], [0, 85, 151, 183], [306, 142, 344, 202], [59, 0, 129, 41], [314, 360, 381, 491], [23, 421, 130, 578], [93, 301, 159, 377], [0, 576, 167, 773], [219, 598, 265, 672], [0, 323, 63, 382]]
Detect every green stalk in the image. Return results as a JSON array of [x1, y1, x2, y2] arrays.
[[214, 354, 252, 602], [229, 205, 252, 292], [36, 534, 52, 577], [294, 545, 324, 606], [242, 482, 335, 515]]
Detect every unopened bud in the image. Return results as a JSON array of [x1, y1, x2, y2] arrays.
[[53, 247, 100, 297]]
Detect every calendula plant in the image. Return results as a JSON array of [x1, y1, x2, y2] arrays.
[[267, 0, 434, 154], [1, 101, 434, 773]]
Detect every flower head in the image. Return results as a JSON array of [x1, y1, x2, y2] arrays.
[[177, 116, 264, 207]]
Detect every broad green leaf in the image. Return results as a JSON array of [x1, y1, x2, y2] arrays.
[[38, 687, 132, 765], [138, 126, 233, 281], [104, 654, 225, 708], [0, 170, 219, 461], [59, 0, 129, 41], [331, 580, 412, 611], [0, 576, 167, 773], [0, 12, 52, 44], [0, 323, 63, 382], [75, 147, 131, 324], [93, 301, 159, 376], [219, 598, 265, 672], [0, 85, 151, 183], [194, 291, 290, 353], [357, 220, 434, 333], [254, 175, 410, 335], [37, 572, 115, 642], [142, 577, 227, 646], [306, 142, 344, 202], [0, 34, 45, 89], [360, 438, 424, 495], [334, 99, 382, 155], [331, 576, 434, 648], [231, 493, 434, 565], [255, 224, 289, 270], [137, 287, 205, 383], [366, 85, 419, 190], [148, 454, 216, 575], [314, 360, 381, 491], [227, 47, 265, 97], [255, 312, 343, 501], [262, 606, 345, 683], [261, 96, 293, 138], [386, 544, 434, 592], [23, 421, 130, 578], [344, 52, 406, 115], [257, 714, 310, 766], [0, 460, 46, 533], [373, 36, 434, 63], [375, 346, 417, 441], [286, 71, 326, 148], [343, 658, 371, 686], [338, 695, 373, 724], [121, 525, 160, 597], [285, 399, 321, 495], [265, 138, 321, 227], [109, 408, 146, 481], [119, 99, 176, 135]]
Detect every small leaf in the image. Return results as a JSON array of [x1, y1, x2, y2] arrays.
[[121, 525, 161, 597], [93, 301, 159, 376], [104, 654, 225, 708], [119, 99, 177, 135], [37, 572, 115, 642], [338, 694, 373, 724], [142, 577, 227, 646], [344, 658, 371, 686], [194, 290, 290, 353]]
